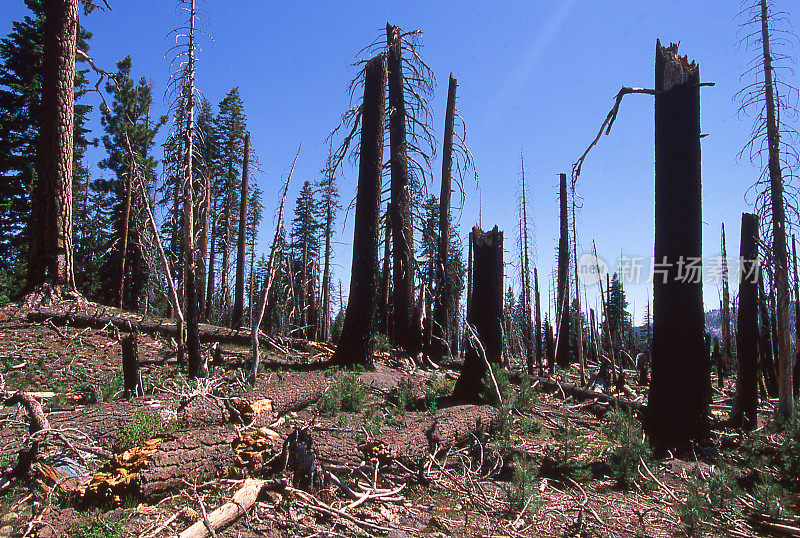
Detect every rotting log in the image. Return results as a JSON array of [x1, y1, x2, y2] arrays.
[[26, 310, 269, 347], [525, 375, 644, 412], [179, 371, 330, 428], [178, 478, 272, 538], [78, 427, 235, 505], [361, 404, 497, 469]]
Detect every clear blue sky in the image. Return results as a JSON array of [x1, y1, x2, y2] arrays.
[[3, 0, 798, 324]]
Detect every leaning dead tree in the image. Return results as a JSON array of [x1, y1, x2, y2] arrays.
[[453, 226, 503, 402], [646, 41, 709, 450], [736, 0, 800, 417], [729, 213, 760, 430], [330, 55, 386, 370]]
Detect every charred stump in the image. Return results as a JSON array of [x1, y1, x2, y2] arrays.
[[121, 333, 143, 400], [729, 213, 760, 430], [645, 41, 708, 450], [329, 55, 385, 370], [452, 226, 503, 402]]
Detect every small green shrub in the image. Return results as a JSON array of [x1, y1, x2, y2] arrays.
[[117, 410, 162, 451], [518, 415, 542, 435], [318, 373, 366, 416], [80, 508, 124, 538], [374, 332, 391, 352], [675, 470, 712, 536], [392, 378, 416, 414], [509, 454, 540, 513], [101, 371, 125, 401], [753, 476, 788, 519], [603, 406, 653, 490], [547, 416, 587, 468], [516, 373, 539, 411]]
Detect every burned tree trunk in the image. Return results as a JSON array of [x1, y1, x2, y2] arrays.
[[378, 205, 392, 336], [535, 267, 542, 375], [232, 133, 250, 328], [645, 41, 708, 450], [387, 23, 415, 356], [121, 334, 143, 399], [521, 161, 534, 374], [556, 173, 570, 367], [197, 172, 210, 321], [758, 276, 778, 396], [26, 0, 78, 292], [730, 213, 760, 430], [116, 160, 134, 309], [205, 201, 217, 321], [793, 235, 800, 397], [432, 74, 457, 362], [329, 55, 385, 370], [721, 224, 732, 374], [453, 226, 503, 402]]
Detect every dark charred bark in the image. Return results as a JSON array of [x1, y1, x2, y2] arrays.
[[121, 334, 143, 399], [535, 267, 542, 376], [545, 316, 555, 375], [387, 23, 415, 355], [729, 213, 760, 430], [26, 0, 79, 291], [758, 276, 778, 396], [453, 226, 503, 402], [556, 173, 570, 367], [329, 55, 385, 370], [721, 224, 732, 374], [793, 235, 800, 397], [432, 74, 457, 362], [197, 173, 210, 320], [378, 205, 392, 336], [232, 133, 249, 328], [645, 41, 708, 450]]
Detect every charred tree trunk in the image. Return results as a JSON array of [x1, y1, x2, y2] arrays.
[[387, 23, 415, 356], [26, 0, 78, 292], [121, 333, 143, 399], [453, 226, 503, 402], [521, 162, 534, 374], [329, 55, 385, 370], [433, 74, 457, 362], [320, 184, 334, 342], [466, 230, 473, 316], [534, 267, 542, 376], [721, 223, 732, 374], [793, 235, 800, 397], [545, 316, 555, 375], [556, 173, 570, 367], [116, 160, 134, 309], [232, 133, 250, 328], [645, 41, 708, 450], [729, 213, 760, 430], [205, 198, 217, 321]]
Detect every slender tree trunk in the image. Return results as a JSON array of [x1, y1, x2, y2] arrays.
[[330, 55, 386, 369], [521, 160, 534, 374], [320, 187, 333, 342], [466, 230, 473, 315], [197, 173, 210, 320], [205, 202, 217, 322], [534, 267, 542, 376], [793, 235, 800, 396], [433, 74, 457, 361], [387, 23, 415, 355], [232, 133, 249, 328], [759, 275, 778, 396], [26, 0, 78, 292], [645, 41, 707, 450], [556, 173, 570, 367], [721, 223, 732, 374], [378, 206, 391, 336], [729, 213, 760, 430], [759, 0, 793, 417], [571, 184, 584, 385], [183, 0, 203, 379], [453, 226, 503, 402], [116, 158, 134, 308]]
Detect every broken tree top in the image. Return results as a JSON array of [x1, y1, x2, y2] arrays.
[[656, 39, 699, 92]]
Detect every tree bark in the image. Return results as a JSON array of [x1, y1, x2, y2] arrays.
[[453, 226, 503, 402], [721, 224, 732, 374], [121, 333, 143, 399], [320, 181, 334, 342], [556, 173, 571, 367], [329, 55, 385, 369], [26, 0, 78, 291], [729, 213, 760, 430], [116, 159, 134, 309], [645, 41, 708, 450], [205, 198, 217, 321], [758, 276, 778, 396], [521, 163, 534, 374], [197, 173, 210, 320], [534, 267, 543, 376], [433, 74, 457, 362], [378, 205, 391, 336], [387, 23, 415, 355]]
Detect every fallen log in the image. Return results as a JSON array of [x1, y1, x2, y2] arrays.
[[520, 375, 645, 412], [179, 371, 330, 428], [361, 404, 498, 469], [27, 310, 269, 347], [177, 478, 272, 538], [78, 427, 236, 505]]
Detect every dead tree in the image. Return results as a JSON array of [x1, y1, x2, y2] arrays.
[[116, 159, 133, 308], [197, 172, 210, 320], [453, 226, 503, 402], [329, 55, 386, 370], [378, 205, 392, 336], [519, 156, 534, 374], [570, 175, 585, 385], [721, 223, 732, 374], [121, 333, 143, 399], [232, 132, 250, 328], [794, 235, 800, 396], [556, 173, 571, 367], [432, 74, 458, 362], [534, 268, 543, 375], [758, 275, 778, 395], [25, 0, 79, 295], [729, 213, 760, 430], [645, 41, 708, 450]]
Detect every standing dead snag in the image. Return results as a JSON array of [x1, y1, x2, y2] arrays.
[[330, 55, 386, 370], [121, 333, 143, 399], [232, 132, 250, 328], [556, 173, 570, 368], [453, 226, 503, 402], [729, 213, 760, 430], [432, 74, 458, 362], [645, 41, 708, 450]]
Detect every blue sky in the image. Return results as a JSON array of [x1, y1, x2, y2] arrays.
[[3, 0, 798, 324]]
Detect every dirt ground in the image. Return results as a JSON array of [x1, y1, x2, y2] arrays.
[[0, 301, 786, 537]]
